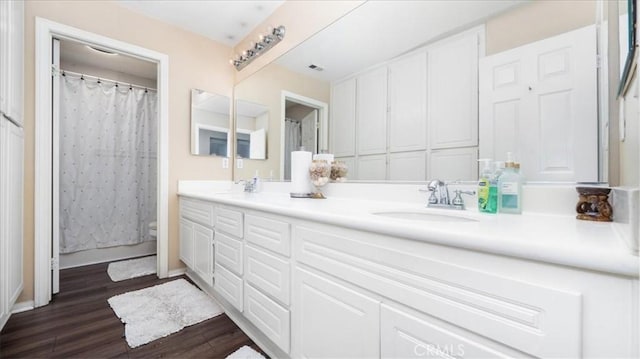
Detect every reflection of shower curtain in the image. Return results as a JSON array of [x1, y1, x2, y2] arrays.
[[284, 119, 301, 180], [59, 75, 157, 253]]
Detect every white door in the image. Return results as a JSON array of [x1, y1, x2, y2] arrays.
[[479, 25, 598, 182], [357, 66, 388, 155], [249, 128, 266, 159], [292, 267, 380, 358], [51, 37, 60, 295], [330, 78, 356, 157], [388, 51, 427, 153]]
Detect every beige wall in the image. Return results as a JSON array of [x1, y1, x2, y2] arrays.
[[234, 64, 330, 180], [21, 1, 235, 302], [486, 0, 597, 55]]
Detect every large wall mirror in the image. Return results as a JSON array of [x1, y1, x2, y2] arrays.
[[191, 89, 231, 157], [233, 0, 623, 183]]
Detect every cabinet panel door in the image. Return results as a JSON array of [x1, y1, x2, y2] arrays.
[[0, 118, 8, 328], [389, 151, 426, 181], [245, 214, 291, 257], [330, 78, 357, 157], [193, 223, 213, 286], [292, 267, 379, 359], [357, 66, 388, 155], [388, 51, 427, 153], [381, 304, 521, 359], [357, 154, 386, 180], [429, 147, 478, 181], [7, 0, 23, 125], [428, 31, 478, 149], [179, 218, 194, 268]]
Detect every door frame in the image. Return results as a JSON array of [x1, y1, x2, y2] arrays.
[[34, 18, 169, 307], [280, 91, 328, 180]]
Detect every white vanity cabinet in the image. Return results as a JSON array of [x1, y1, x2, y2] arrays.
[[178, 194, 639, 359], [179, 198, 215, 286]]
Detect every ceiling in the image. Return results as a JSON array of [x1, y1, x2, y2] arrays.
[[275, 0, 526, 82], [192, 90, 230, 114], [117, 0, 285, 47], [59, 39, 157, 80]]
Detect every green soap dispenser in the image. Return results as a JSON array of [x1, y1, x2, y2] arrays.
[[477, 159, 498, 213], [498, 153, 523, 214]]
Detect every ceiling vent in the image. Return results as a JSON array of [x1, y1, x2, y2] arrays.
[[308, 64, 324, 71]]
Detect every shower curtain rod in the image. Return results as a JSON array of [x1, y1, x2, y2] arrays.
[[61, 69, 157, 92]]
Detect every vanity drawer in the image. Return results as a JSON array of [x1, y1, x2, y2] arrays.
[[180, 197, 215, 227], [215, 231, 243, 276], [214, 263, 243, 312], [244, 282, 290, 354], [294, 224, 582, 358], [245, 244, 290, 306], [245, 214, 290, 256], [216, 207, 243, 238], [381, 304, 524, 358]]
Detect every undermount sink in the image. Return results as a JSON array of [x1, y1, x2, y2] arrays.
[[371, 210, 479, 223]]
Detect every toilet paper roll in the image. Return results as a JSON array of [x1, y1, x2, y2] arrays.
[[313, 153, 334, 163], [291, 150, 312, 195]]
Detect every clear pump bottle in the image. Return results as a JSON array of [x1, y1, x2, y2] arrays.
[[498, 153, 523, 214]]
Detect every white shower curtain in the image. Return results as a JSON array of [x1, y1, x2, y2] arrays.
[[59, 75, 157, 253], [284, 119, 301, 180]]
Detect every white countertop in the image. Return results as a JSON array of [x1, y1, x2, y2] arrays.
[[178, 188, 639, 278]]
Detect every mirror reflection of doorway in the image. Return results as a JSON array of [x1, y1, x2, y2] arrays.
[[284, 100, 318, 180]]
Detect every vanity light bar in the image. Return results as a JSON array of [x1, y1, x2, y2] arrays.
[[230, 25, 286, 71]]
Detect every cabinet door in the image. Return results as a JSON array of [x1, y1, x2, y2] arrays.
[[357, 154, 386, 180], [0, 118, 8, 329], [388, 51, 427, 153], [292, 267, 379, 359], [179, 218, 194, 268], [193, 223, 213, 286], [428, 30, 478, 150], [7, 0, 23, 125], [429, 147, 478, 181], [389, 151, 426, 181], [330, 78, 356, 157], [357, 66, 387, 155]]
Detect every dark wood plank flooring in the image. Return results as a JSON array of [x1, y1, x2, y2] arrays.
[[0, 262, 265, 358]]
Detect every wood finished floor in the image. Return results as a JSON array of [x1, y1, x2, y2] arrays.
[[0, 262, 265, 358]]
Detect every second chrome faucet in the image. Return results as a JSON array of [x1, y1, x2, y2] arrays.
[[421, 180, 475, 210]]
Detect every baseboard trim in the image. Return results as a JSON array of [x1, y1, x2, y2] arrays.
[[168, 267, 187, 277], [12, 300, 35, 314]]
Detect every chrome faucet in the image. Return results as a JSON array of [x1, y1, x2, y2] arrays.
[[235, 179, 257, 193], [421, 180, 475, 210]]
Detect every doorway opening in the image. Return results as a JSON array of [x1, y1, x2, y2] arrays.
[[35, 18, 169, 307], [52, 37, 159, 293], [280, 91, 328, 180]]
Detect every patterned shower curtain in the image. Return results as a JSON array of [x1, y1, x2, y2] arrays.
[[59, 74, 157, 253]]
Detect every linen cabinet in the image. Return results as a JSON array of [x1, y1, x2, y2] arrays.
[[0, 0, 24, 331]]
